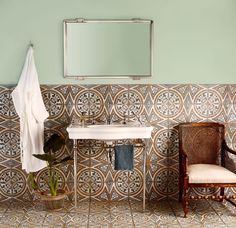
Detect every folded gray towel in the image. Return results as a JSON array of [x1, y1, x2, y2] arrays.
[[114, 144, 134, 170]]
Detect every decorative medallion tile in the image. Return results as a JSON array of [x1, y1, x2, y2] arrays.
[[0, 168, 26, 198], [0, 129, 20, 159], [153, 128, 178, 158], [154, 89, 183, 118], [0, 89, 17, 119], [75, 89, 104, 118], [153, 167, 177, 197], [114, 169, 143, 197], [114, 89, 143, 118], [42, 89, 65, 119], [194, 89, 223, 119], [36, 168, 66, 192]]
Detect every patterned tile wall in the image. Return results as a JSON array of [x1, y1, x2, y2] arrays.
[[0, 84, 236, 202]]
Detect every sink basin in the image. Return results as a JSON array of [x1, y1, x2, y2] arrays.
[[67, 123, 153, 141], [87, 124, 126, 128]]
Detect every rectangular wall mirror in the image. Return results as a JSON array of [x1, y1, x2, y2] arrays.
[[63, 19, 153, 79]]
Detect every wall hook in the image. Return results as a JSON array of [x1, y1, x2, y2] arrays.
[[29, 41, 34, 48]]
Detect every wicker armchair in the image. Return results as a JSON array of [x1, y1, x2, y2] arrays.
[[178, 122, 236, 217]]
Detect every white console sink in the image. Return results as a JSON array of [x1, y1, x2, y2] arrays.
[[67, 124, 153, 141], [67, 123, 153, 211]]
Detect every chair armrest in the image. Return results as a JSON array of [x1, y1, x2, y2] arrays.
[[223, 140, 236, 156]]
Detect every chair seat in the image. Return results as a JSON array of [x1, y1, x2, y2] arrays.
[[189, 164, 236, 184]]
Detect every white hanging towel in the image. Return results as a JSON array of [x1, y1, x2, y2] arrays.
[[11, 46, 49, 173]]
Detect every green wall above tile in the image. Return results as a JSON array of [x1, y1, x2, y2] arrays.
[[0, 0, 236, 84]]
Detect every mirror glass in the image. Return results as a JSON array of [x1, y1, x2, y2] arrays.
[[63, 19, 153, 79]]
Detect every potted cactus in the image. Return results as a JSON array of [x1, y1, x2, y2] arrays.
[[29, 133, 73, 210]]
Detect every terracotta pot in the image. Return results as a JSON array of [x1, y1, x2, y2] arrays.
[[38, 189, 66, 211]]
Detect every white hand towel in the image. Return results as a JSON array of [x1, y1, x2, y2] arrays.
[[11, 46, 49, 173]]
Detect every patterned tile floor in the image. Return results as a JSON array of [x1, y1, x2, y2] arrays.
[[0, 199, 236, 227]]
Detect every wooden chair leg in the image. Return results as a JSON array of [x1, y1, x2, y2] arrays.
[[220, 187, 224, 202], [179, 156, 182, 203], [183, 178, 189, 218], [179, 177, 183, 203], [183, 189, 188, 217]]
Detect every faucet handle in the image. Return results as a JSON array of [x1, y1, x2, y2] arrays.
[[80, 112, 86, 127]]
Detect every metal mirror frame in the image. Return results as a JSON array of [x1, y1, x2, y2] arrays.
[[63, 18, 153, 80]]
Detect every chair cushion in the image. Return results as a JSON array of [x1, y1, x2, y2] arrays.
[[188, 164, 236, 184]]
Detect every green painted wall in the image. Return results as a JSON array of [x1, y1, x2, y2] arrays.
[[0, 0, 236, 84]]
